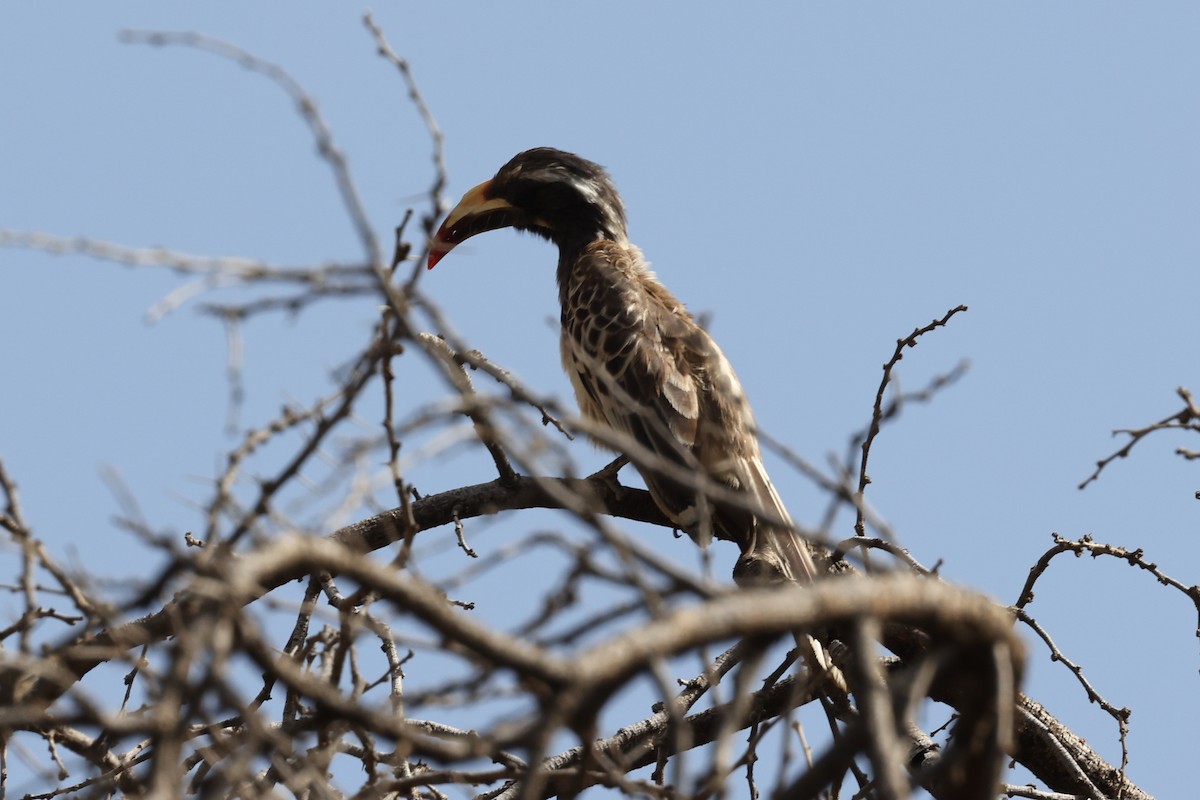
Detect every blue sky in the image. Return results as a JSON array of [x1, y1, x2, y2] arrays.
[[1, 4, 1197, 796]]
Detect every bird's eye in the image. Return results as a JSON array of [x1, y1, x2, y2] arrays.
[[504, 181, 538, 210]]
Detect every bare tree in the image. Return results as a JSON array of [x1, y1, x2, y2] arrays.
[[1, 17, 1188, 799]]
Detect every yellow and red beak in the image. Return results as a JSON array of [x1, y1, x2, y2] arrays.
[[427, 179, 517, 269]]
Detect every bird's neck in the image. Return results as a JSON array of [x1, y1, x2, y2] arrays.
[[555, 243, 586, 304], [553, 232, 627, 302], [554, 235, 650, 318]]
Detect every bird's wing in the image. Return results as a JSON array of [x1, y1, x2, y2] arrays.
[[561, 242, 700, 450], [686, 306, 818, 584], [562, 243, 816, 586], [560, 243, 710, 524]]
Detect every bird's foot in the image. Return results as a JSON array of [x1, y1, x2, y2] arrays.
[[594, 454, 629, 479]]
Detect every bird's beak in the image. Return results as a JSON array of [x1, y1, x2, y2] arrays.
[[428, 179, 517, 269]]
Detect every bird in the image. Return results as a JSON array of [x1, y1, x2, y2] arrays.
[[428, 148, 817, 587]]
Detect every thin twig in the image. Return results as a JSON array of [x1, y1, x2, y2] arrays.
[[854, 305, 968, 537], [1079, 385, 1200, 489]]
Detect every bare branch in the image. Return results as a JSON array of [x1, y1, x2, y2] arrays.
[[1079, 385, 1200, 489], [853, 305, 969, 537]]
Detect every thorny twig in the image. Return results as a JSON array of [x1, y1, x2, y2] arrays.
[[853, 305, 968, 538], [1079, 385, 1200, 490], [362, 11, 448, 261], [1013, 531, 1200, 791]]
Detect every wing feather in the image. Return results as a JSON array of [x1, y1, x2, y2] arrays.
[[561, 241, 814, 583]]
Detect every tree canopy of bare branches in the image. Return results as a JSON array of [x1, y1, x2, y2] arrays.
[[2, 14, 1194, 800]]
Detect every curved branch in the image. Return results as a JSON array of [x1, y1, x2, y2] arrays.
[[11, 473, 667, 709]]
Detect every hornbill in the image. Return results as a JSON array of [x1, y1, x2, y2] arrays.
[[429, 148, 816, 587]]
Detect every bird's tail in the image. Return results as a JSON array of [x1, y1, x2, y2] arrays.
[[734, 455, 843, 688], [732, 454, 818, 586]]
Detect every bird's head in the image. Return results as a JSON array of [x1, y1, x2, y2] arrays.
[[428, 148, 628, 269]]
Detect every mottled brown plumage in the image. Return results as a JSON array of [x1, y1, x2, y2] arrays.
[[429, 148, 815, 586]]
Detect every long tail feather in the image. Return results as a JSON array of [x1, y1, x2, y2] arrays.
[[736, 454, 817, 585]]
